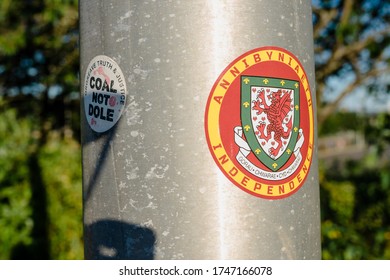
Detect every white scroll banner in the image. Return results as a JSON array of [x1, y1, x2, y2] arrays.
[[234, 126, 304, 181]]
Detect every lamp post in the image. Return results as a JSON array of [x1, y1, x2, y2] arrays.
[[80, 0, 321, 259]]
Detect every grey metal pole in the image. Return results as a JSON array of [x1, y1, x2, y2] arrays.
[[80, 0, 321, 259]]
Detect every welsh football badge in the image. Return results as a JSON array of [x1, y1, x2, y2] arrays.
[[205, 47, 314, 199]]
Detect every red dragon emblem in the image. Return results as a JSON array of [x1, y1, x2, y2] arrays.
[[252, 88, 293, 158]]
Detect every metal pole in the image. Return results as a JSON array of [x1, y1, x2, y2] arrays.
[[80, 0, 321, 259]]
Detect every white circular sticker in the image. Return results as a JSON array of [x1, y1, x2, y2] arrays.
[[84, 55, 127, 133]]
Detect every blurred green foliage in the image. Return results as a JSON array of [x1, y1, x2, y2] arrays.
[[39, 133, 83, 259], [0, 0, 81, 259], [0, 104, 83, 259], [0, 107, 33, 259], [320, 112, 390, 259], [314, 0, 390, 260]]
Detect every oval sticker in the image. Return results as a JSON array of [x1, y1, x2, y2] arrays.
[[205, 47, 314, 199], [84, 55, 127, 133]]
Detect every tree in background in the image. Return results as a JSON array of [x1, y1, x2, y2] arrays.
[[313, 0, 390, 125], [313, 0, 390, 259], [0, 0, 81, 259], [0, 0, 389, 259], [0, 0, 79, 135]]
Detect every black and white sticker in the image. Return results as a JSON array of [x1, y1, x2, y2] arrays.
[[84, 55, 126, 133]]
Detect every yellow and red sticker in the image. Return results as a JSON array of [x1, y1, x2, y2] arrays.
[[205, 46, 314, 199]]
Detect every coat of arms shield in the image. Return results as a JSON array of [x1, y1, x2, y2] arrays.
[[241, 75, 300, 171]]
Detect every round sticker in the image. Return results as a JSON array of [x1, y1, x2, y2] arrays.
[[205, 46, 314, 199], [84, 55, 127, 133]]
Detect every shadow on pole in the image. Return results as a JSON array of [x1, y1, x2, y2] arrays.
[[84, 219, 156, 260]]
